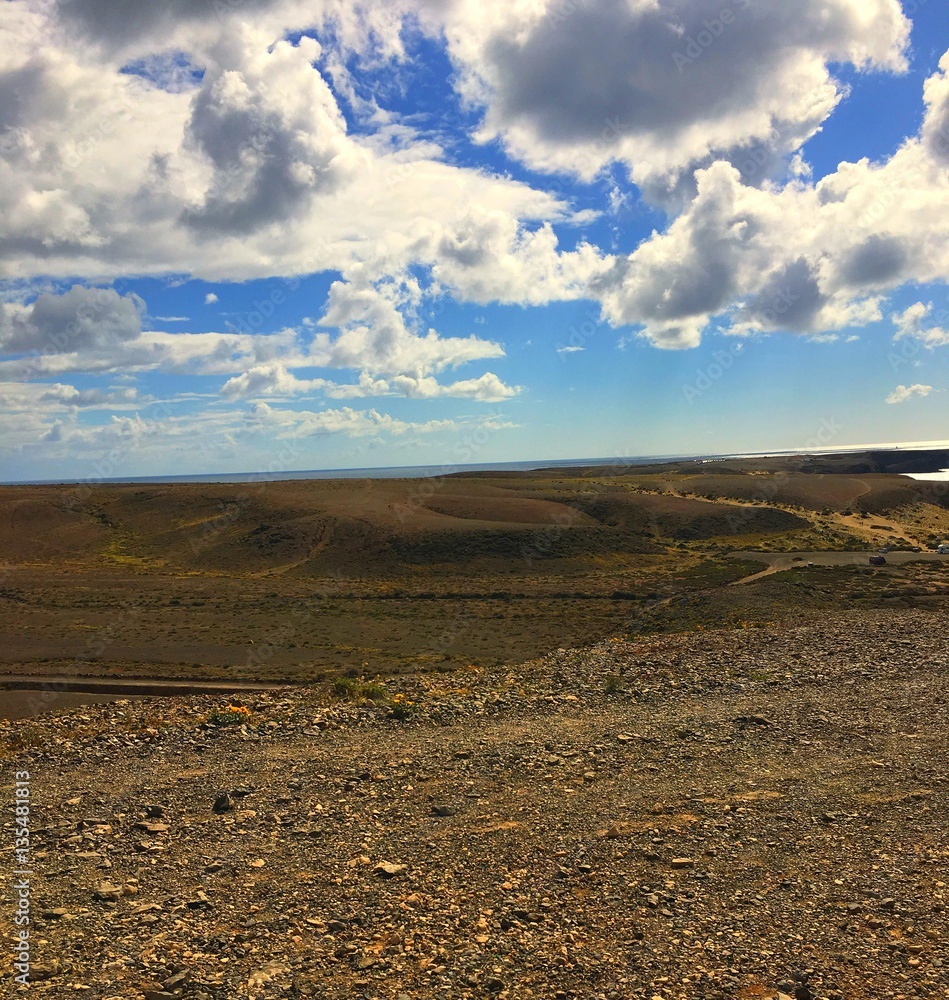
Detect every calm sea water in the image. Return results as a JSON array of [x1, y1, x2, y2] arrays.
[[904, 469, 949, 481], [7, 455, 692, 486], [8, 447, 949, 487]]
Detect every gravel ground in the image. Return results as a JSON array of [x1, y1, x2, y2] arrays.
[[1, 610, 946, 1000]]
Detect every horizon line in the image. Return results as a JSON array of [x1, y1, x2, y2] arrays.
[[3, 440, 948, 487]]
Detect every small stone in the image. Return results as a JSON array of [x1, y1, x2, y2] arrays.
[[134, 821, 169, 834], [144, 804, 165, 818], [162, 970, 191, 990], [670, 857, 695, 869], [373, 861, 407, 878], [247, 961, 291, 987], [30, 962, 69, 982], [432, 805, 457, 817], [880, 897, 897, 910], [213, 793, 233, 813], [92, 882, 123, 902]]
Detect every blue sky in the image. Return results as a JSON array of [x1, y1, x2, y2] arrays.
[[1, 0, 948, 480]]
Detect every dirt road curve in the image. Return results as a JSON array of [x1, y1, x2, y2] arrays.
[[728, 550, 945, 585]]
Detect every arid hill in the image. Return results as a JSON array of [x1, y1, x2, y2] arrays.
[[0, 476, 816, 577], [0, 456, 946, 687]]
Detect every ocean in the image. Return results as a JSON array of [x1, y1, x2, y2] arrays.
[[7, 444, 948, 486], [6, 454, 695, 486]]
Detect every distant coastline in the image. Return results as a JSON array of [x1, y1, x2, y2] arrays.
[[2, 454, 686, 486], [904, 469, 949, 481], [4, 442, 949, 486]]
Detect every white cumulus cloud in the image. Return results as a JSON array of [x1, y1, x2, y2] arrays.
[[892, 302, 949, 347], [591, 56, 949, 349], [429, 0, 910, 206], [886, 384, 934, 404]]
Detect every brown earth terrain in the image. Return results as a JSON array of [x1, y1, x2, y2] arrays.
[[1, 610, 946, 999]]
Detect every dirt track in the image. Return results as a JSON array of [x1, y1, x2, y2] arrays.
[[728, 550, 946, 585]]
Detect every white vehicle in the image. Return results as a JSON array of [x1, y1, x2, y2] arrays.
[[938, 544, 949, 555]]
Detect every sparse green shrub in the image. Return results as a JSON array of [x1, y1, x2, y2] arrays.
[[603, 674, 624, 695], [389, 694, 416, 720], [206, 705, 251, 726], [360, 681, 389, 702], [332, 677, 357, 699]]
